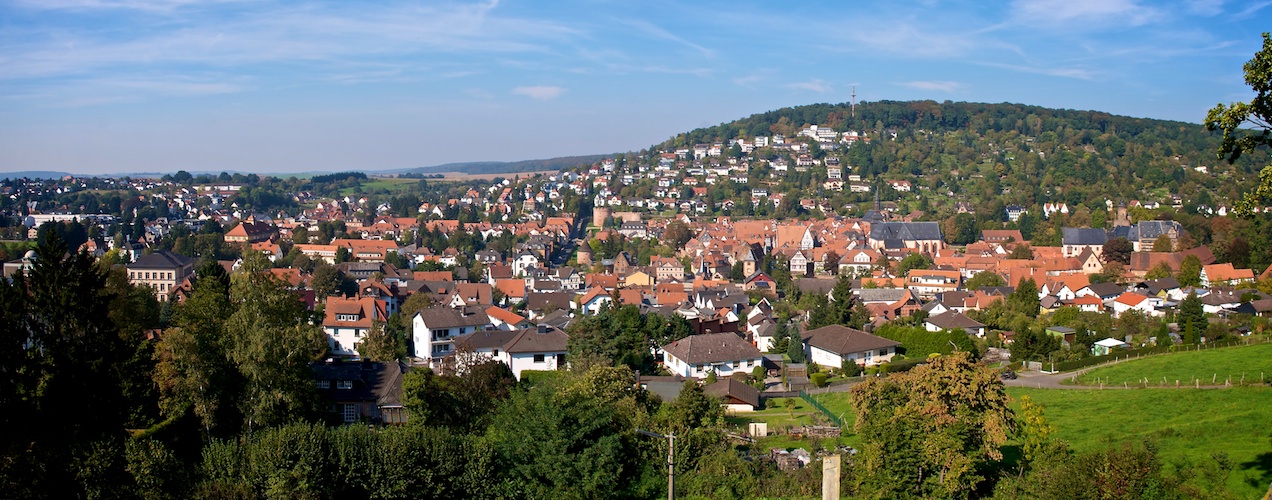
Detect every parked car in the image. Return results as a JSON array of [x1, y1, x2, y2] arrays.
[[999, 369, 1017, 380]]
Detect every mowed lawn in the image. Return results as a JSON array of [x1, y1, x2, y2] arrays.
[[1074, 341, 1272, 386], [1008, 387, 1272, 498]]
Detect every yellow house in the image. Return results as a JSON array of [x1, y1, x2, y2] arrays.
[[623, 270, 655, 288]]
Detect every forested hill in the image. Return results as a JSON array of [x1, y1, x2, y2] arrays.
[[656, 100, 1268, 213], [394, 154, 611, 176]]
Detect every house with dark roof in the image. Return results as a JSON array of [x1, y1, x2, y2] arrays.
[[126, 249, 194, 302], [867, 222, 944, 254], [451, 324, 568, 380], [662, 333, 762, 379], [411, 305, 492, 367], [1061, 228, 1108, 258], [924, 311, 987, 338], [801, 324, 900, 368], [311, 359, 411, 424], [703, 378, 761, 413]]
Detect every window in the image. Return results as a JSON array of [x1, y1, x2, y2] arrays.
[[533, 354, 545, 363], [316, 380, 330, 389], [342, 403, 357, 423], [879, 348, 888, 356], [732, 361, 739, 368], [337, 380, 353, 390], [492, 349, 499, 356]]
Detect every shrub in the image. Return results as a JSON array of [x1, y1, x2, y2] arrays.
[[810, 373, 828, 388]]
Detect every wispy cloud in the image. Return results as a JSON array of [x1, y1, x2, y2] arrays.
[[9, 0, 244, 13], [836, 22, 985, 59], [976, 61, 1096, 80], [512, 85, 564, 100], [623, 19, 715, 58], [900, 80, 963, 93], [1234, 1, 1272, 18], [786, 79, 832, 93], [1010, 0, 1163, 29], [732, 74, 764, 89], [1, 1, 578, 81]]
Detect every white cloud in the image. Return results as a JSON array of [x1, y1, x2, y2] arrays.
[[786, 79, 832, 93], [512, 85, 564, 100], [900, 80, 963, 93]]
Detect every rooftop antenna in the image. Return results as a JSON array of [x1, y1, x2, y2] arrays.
[[851, 85, 856, 118]]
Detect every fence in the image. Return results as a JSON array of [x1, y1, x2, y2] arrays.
[[1051, 336, 1269, 373], [799, 391, 842, 426]]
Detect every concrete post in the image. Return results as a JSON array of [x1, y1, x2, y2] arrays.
[[823, 454, 840, 500]]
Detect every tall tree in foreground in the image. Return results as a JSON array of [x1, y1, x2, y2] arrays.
[[225, 252, 328, 430], [850, 351, 1013, 498], [1206, 32, 1272, 217], [0, 234, 136, 497]]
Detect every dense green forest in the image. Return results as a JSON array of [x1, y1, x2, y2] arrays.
[[653, 100, 1267, 215]]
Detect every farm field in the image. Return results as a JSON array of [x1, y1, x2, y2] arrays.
[[338, 177, 417, 195], [1073, 341, 1272, 387], [1007, 387, 1272, 498]]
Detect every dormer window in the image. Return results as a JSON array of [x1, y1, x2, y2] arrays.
[[316, 380, 331, 389], [337, 380, 353, 390]]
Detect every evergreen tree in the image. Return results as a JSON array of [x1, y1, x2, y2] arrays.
[[1178, 293, 1208, 344]]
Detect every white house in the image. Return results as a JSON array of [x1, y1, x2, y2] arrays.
[[452, 324, 568, 380], [662, 333, 763, 379], [1111, 292, 1155, 318], [512, 250, 540, 277], [411, 305, 493, 368], [801, 325, 900, 368], [322, 296, 387, 357]]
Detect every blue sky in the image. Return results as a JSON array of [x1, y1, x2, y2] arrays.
[[1, 0, 1269, 175]]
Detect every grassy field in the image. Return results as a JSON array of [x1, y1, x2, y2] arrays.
[[1073, 341, 1272, 387], [338, 177, 418, 195], [730, 393, 861, 451], [1007, 387, 1272, 498]]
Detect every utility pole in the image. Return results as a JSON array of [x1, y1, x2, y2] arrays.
[[638, 429, 675, 500]]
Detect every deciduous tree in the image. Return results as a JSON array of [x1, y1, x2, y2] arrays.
[[1206, 33, 1272, 217]]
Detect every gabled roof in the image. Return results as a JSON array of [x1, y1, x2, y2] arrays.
[[869, 221, 943, 242], [925, 311, 985, 330], [800, 324, 899, 355], [127, 249, 193, 270], [413, 305, 491, 329], [662, 333, 761, 365], [1113, 292, 1147, 307], [703, 378, 760, 408], [1062, 228, 1109, 246], [1082, 282, 1125, 298], [505, 325, 568, 354]]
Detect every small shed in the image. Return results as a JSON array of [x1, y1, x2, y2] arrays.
[[1092, 338, 1129, 356], [1045, 326, 1077, 345]]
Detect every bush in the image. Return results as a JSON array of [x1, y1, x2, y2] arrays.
[[841, 361, 863, 377], [810, 373, 828, 388]]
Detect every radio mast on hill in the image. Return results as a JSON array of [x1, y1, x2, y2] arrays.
[[851, 85, 856, 118]]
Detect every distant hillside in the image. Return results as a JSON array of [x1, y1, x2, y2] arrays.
[[1, 171, 72, 180], [654, 100, 1267, 213], [393, 154, 612, 176]]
